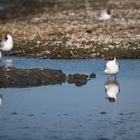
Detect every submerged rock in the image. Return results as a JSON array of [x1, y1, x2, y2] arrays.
[[0, 67, 66, 88]]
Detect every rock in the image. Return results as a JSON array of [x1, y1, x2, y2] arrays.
[[67, 73, 88, 87], [0, 67, 96, 88], [0, 67, 66, 88], [89, 72, 96, 79]]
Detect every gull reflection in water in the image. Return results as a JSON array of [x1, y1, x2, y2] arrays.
[[2, 58, 13, 68], [0, 95, 3, 107], [104, 80, 120, 102]]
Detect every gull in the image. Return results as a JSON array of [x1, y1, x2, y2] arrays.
[[104, 57, 119, 79], [0, 34, 13, 57], [97, 9, 111, 21], [104, 80, 120, 102]]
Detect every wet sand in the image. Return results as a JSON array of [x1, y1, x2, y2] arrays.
[[0, 0, 140, 58]]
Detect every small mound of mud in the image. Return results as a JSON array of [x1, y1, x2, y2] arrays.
[[0, 67, 66, 88], [0, 67, 96, 88], [67, 73, 89, 86], [90, 72, 96, 79], [67, 72, 96, 86]]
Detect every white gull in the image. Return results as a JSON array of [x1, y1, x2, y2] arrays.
[[0, 34, 13, 57], [104, 57, 119, 79]]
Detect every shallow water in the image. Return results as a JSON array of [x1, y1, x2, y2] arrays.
[[0, 58, 140, 140], [1, 57, 140, 78]]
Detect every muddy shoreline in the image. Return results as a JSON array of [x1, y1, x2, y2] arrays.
[[0, 67, 96, 88], [0, 0, 140, 59]]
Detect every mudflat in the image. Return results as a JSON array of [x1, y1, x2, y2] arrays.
[[0, 0, 140, 58]]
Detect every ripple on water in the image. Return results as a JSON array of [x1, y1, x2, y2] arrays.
[[9, 112, 18, 115], [100, 112, 107, 115], [28, 114, 34, 117]]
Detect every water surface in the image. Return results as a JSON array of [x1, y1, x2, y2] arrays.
[[0, 58, 140, 140], [1, 57, 140, 78]]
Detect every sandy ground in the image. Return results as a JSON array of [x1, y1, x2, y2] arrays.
[[0, 0, 140, 58]]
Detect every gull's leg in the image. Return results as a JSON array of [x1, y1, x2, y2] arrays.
[[107, 75, 109, 80], [115, 75, 117, 81]]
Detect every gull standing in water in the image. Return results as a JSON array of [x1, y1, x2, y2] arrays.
[[104, 57, 119, 79], [97, 9, 111, 21], [104, 80, 120, 102], [0, 34, 13, 57]]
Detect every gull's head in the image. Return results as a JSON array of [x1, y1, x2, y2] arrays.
[[106, 97, 116, 102], [106, 9, 111, 15], [97, 9, 112, 21], [104, 56, 114, 61], [0, 34, 13, 51], [6, 34, 13, 42], [103, 9, 111, 17], [5, 34, 13, 49]]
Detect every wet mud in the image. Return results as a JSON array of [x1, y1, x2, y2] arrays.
[[67, 73, 89, 86], [0, 67, 66, 88], [0, 67, 96, 88]]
